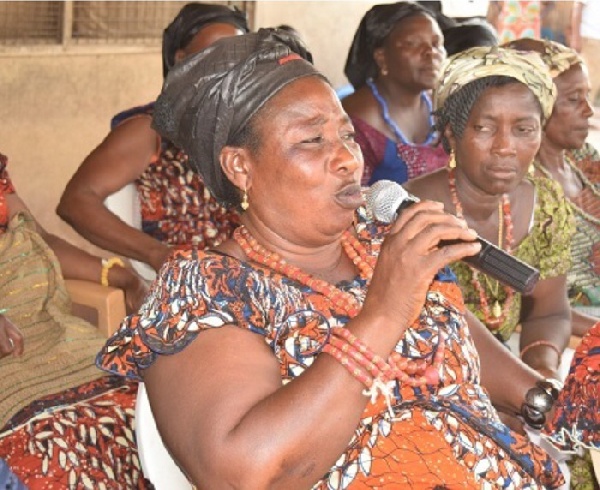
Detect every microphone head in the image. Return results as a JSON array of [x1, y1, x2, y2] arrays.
[[366, 179, 416, 223]]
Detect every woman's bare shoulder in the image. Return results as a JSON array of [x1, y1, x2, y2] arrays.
[[342, 88, 377, 122], [404, 168, 449, 203]]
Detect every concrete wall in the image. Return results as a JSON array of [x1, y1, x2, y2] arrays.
[[0, 50, 163, 254], [0, 2, 383, 253], [254, 1, 383, 88]]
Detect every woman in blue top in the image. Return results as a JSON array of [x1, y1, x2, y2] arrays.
[[342, 1, 449, 185]]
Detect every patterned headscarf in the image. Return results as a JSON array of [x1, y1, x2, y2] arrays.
[[162, 3, 249, 77], [503, 38, 583, 78], [153, 29, 320, 206], [434, 45, 556, 121]]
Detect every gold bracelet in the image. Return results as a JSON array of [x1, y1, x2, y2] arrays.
[[101, 257, 125, 287]]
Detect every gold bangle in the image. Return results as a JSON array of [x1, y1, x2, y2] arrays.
[[101, 257, 125, 287]]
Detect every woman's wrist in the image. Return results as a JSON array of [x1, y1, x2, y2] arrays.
[[102, 258, 138, 290], [520, 379, 562, 430], [520, 340, 562, 374]]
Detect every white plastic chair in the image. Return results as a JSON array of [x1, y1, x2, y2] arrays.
[[135, 382, 193, 489], [104, 183, 156, 282]]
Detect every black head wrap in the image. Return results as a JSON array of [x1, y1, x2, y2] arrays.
[[162, 3, 249, 77], [344, 1, 434, 89], [153, 28, 320, 206]]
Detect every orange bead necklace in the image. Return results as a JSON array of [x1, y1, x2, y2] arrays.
[[234, 225, 445, 389], [448, 169, 515, 330], [234, 225, 375, 318]]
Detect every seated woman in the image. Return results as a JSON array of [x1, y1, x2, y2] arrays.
[[342, 2, 449, 186], [405, 46, 573, 382], [505, 38, 598, 338], [57, 3, 248, 276], [0, 153, 149, 486], [97, 30, 566, 488]]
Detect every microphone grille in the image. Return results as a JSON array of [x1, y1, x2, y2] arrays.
[[366, 179, 411, 223]]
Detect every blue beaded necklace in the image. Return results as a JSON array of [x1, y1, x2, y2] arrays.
[[366, 78, 436, 146]]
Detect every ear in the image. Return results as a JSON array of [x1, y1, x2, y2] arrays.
[[174, 48, 187, 64], [220, 146, 252, 191], [373, 47, 387, 75], [444, 125, 457, 153]]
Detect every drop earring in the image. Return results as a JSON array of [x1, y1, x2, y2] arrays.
[[528, 162, 535, 177], [241, 188, 249, 211], [448, 151, 456, 169], [380, 67, 388, 77]]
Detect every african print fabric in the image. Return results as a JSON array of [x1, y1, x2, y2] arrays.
[[543, 321, 600, 453], [563, 143, 600, 307], [452, 177, 574, 341], [0, 154, 148, 488], [0, 377, 151, 489], [98, 208, 564, 489], [352, 117, 448, 186], [112, 104, 240, 249]]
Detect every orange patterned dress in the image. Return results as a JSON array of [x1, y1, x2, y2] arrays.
[[98, 208, 564, 489]]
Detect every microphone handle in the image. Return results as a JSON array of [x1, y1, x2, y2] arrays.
[[441, 236, 540, 294]]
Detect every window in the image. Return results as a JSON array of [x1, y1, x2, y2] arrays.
[[0, 1, 252, 50]]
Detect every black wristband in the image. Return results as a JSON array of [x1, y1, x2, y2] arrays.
[[520, 379, 562, 430]]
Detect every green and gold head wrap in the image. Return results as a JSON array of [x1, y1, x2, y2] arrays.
[[503, 38, 583, 78], [434, 45, 556, 121]]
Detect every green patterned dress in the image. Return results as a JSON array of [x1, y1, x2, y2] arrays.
[[563, 143, 600, 310], [451, 176, 574, 341]]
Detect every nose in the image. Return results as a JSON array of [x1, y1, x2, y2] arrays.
[[422, 43, 445, 61], [583, 96, 595, 119], [491, 126, 516, 156], [332, 138, 362, 174]]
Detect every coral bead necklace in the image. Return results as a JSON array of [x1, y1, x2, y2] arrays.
[[234, 225, 375, 318], [233, 225, 445, 390], [448, 169, 515, 330]]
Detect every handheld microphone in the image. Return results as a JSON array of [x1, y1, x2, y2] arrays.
[[366, 179, 540, 295]]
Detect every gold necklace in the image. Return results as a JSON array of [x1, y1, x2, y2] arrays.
[[534, 156, 600, 227], [484, 201, 504, 318]]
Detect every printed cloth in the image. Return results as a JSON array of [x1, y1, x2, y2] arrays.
[[451, 177, 574, 341], [562, 143, 600, 307], [352, 117, 448, 185], [0, 154, 149, 488], [434, 45, 556, 122], [98, 208, 564, 489], [111, 103, 241, 249]]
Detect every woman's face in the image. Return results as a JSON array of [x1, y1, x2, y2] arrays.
[[243, 77, 364, 244], [376, 14, 445, 91], [176, 23, 244, 61], [451, 83, 543, 195], [544, 64, 594, 150]]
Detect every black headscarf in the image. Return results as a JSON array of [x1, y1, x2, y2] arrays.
[[162, 3, 249, 77], [153, 29, 320, 206], [344, 1, 434, 89]]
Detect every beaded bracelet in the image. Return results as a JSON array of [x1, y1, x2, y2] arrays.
[[101, 257, 125, 287], [520, 379, 562, 430], [519, 340, 561, 360]]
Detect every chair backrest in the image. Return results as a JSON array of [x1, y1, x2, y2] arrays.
[[135, 382, 193, 489], [104, 184, 156, 282]]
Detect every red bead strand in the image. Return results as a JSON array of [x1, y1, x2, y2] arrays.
[[233, 225, 445, 393], [448, 169, 515, 330]]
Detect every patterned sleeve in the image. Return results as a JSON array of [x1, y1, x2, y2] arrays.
[[569, 141, 600, 185], [530, 177, 574, 279], [96, 250, 270, 380]]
